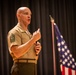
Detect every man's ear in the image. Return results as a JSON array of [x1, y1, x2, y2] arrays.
[[16, 13, 20, 20]]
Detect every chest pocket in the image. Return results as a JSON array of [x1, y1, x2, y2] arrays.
[[21, 32, 32, 44]]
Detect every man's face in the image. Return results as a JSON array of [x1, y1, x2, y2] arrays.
[[19, 8, 32, 26]]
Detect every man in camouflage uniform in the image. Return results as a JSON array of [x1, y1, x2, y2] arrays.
[[7, 7, 41, 75]]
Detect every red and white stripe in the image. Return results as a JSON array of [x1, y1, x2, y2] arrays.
[[60, 65, 76, 75]]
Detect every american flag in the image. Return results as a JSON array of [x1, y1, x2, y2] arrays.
[[54, 23, 76, 75]]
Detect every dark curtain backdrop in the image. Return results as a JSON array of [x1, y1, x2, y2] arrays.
[[0, 0, 76, 75]]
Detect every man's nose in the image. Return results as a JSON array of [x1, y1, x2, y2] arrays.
[[28, 14, 31, 18]]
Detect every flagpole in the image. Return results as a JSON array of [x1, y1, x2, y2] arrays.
[[49, 15, 57, 75]]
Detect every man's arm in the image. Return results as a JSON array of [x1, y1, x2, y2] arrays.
[[11, 29, 41, 58]]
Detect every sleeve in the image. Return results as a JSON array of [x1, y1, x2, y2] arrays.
[[7, 31, 21, 51]]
